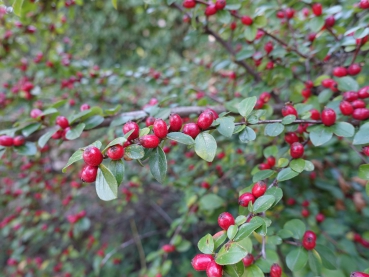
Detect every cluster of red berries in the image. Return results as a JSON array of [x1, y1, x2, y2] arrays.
[[258, 156, 275, 170], [339, 87, 369, 121], [239, 181, 267, 207], [333, 64, 362, 78], [0, 135, 25, 148], [66, 210, 86, 224], [183, 0, 226, 16]]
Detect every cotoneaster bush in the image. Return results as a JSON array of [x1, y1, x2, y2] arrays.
[[1, 0, 369, 277]]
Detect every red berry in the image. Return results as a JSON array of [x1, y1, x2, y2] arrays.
[[241, 16, 253, 26], [80, 165, 98, 183], [201, 182, 211, 189], [276, 10, 285, 19], [140, 135, 160, 148], [312, 3, 323, 16], [282, 104, 298, 117], [302, 230, 317, 250], [230, 22, 237, 30], [358, 87, 369, 99], [215, 0, 226, 10], [363, 146, 369, 156], [340, 101, 354, 116], [351, 272, 369, 277], [83, 146, 103, 166], [287, 198, 296, 206], [218, 212, 235, 230], [321, 78, 336, 88], [183, 0, 196, 8], [123, 121, 140, 141], [197, 112, 214, 130], [106, 144, 125, 160], [264, 41, 274, 54], [169, 114, 183, 132], [206, 261, 223, 277], [182, 123, 201, 139], [343, 91, 359, 102], [302, 7, 310, 17], [353, 108, 369, 120], [290, 142, 304, 159], [259, 163, 271, 170], [301, 208, 310, 217], [360, 0, 369, 9], [285, 8, 295, 19], [302, 200, 310, 207], [30, 109, 43, 119], [348, 64, 362, 76], [191, 254, 214, 271], [316, 213, 325, 223], [56, 116, 69, 129], [284, 132, 299, 145], [162, 244, 175, 253], [302, 88, 312, 98], [325, 15, 335, 28], [145, 116, 155, 127], [238, 193, 256, 207], [352, 100, 366, 109], [267, 156, 276, 167], [153, 119, 168, 139], [13, 136, 25, 146], [252, 181, 267, 198], [242, 254, 254, 267], [321, 108, 336, 126], [308, 33, 317, 42], [0, 135, 14, 147], [205, 4, 217, 16], [52, 130, 64, 140], [310, 109, 321, 120], [333, 67, 347, 77], [270, 263, 282, 277], [204, 108, 219, 120], [80, 103, 90, 111], [260, 92, 271, 103]]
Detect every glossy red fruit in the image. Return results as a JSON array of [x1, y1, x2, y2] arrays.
[[30, 108, 43, 119], [218, 212, 235, 230], [260, 92, 271, 103], [123, 121, 140, 141], [169, 114, 183, 132], [230, 21, 237, 30], [80, 103, 90, 111], [308, 33, 317, 42], [252, 181, 267, 198], [285, 8, 295, 19], [344, 91, 359, 102], [13, 136, 25, 146], [321, 78, 336, 88], [363, 146, 369, 156], [276, 10, 285, 19], [80, 165, 98, 183], [145, 116, 155, 127], [290, 142, 304, 159], [242, 254, 254, 267], [191, 254, 214, 271], [106, 145, 125, 160], [83, 146, 103, 166], [348, 64, 361, 76], [358, 87, 369, 99], [302, 200, 310, 207], [52, 130, 64, 140], [285, 132, 299, 144], [239, 193, 256, 207], [321, 108, 336, 126], [270, 263, 282, 277], [302, 230, 317, 250], [183, 0, 196, 8], [352, 100, 366, 109], [182, 123, 201, 139], [305, 80, 314, 88], [56, 116, 69, 129], [340, 101, 354, 116], [312, 3, 322, 16], [325, 15, 335, 28], [333, 67, 347, 77], [215, 0, 226, 10], [301, 208, 310, 217], [302, 88, 312, 98], [241, 16, 253, 26], [0, 135, 14, 147], [162, 244, 175, 253], [205, 108, 219, 120], [259, 163, 271, 170], [282, 104, 298, 117], [264, 41, 274, 54], [153, 119, 168, 139], [310, 109, 321, 120], [205, 4, 217, 16], [140, 135, 160, 148], [267, 156, 276, 167], [206, 261, 223, 277], [353, 108, 369, 120], [351, 272, 369, 277], [316, 213, 325, 223], [201, 182, 211, 189], [197, 112, 214, 130]]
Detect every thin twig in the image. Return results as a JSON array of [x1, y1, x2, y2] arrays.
[[130, 219, 147, 270], [151, 202, 173, 224]]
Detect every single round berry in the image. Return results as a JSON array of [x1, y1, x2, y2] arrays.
[[340, 101, 354, 116], [205, 4, 217, 16], [241, 15, 253, 26], [351, 272, 369, 277], [344, 91, 359, 102], [308, 33, 316, 42], [204, 108, 219, 120], [325, 15, 335, 28], [106, 144, 125, 160], [352, 108, 369, 120], [191, 254, 214, 271], [197, 111, 214, 130], [302, 88, 312, 98], [267, 156, 276, 167], [260, 92, 271, 103], [83, 146, 103, 166], [259, 163, 271, 170], [218, 212, 235, 231], [264, 41, 274, 54], [348, 64, 362, 76], [358, 87, 369, 99], [242, 254, 254, 267], [206, 261, 223, 277], [282, 104, 298, 117], [56, 116, 69, 129], [316, 213, 325, 223], [13, 136, 25, 146], [352, 100, 366, 109], [80, 103, 90, 111], [290, 142, 304, 159], [52, 130, 64, 140], [285, 132, 299, 145], [363, 146, 369, 157], [238, 193, 256, 207], [140, 135, 160, 148], [182, 123, 201, 139], [312, 3, 323, 16], [215, 0, 226, 10], [310, 109, 321, 120], [80, 165, 98, 183], [321, 78, 336, 88], [302, 230, 317, 250], [270, 263, 282, 277], [305, 80, 314, 88], [153, 119, 168, 139], [30, 109, 43, 119], [321, 108, 336, 126], [0, 135, 14, 147], [201, 182, 210, 189], [145, 116, 155, 127], [333, 67, 347, 77], [285, 8, 295, 19], [169, 114, 183, 132], [252, 181, 267, 198], [162, 244, 175, 253], [183, 0, 196, 9], [301, 208, 310, 217], [123, 121, 140, 141]]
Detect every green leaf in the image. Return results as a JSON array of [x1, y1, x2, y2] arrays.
[[309, 16, 324, 32], [286, 248, 308, 271], [318, 89, 333, 104], [366, 183, 369, 197], [242, 264, 264, 277], [238, 96, 257, 118], [96, 164, 118, 201], [235, 216, 247, 226], [216, 117, 235, 137], [252, 170, 275, 182], [252, 195, 275, 213], [161, 260, 172, 275], [195, 133, 217, 162], [236, 48, 254, 61], [353, 122, 369, 145], [139, 127, 151, 137], [284, 219, 306, 239], [290, 159, 306, 173], [102, 137, 127, 154], [13, 0, 25, 16], [263, 145, 278, 158], [277, 158, 289, 168], [89, 141, 102, 149], [282, 115, 296, 125], [253, 15, 267, 28], [304, 160, 315, 171], [38, 127, 59, 148], [104, 105, 121, 116], [49, 100, 67, 109], [239, 127, 256, 143], [216, 239, 251, 265], [332, 122, 355, 138], [245, 25, 257, 41], [112, 0, 117, 9], [359, 164, 369, 180], [277, 168, 299, 181], [149, 146, 167, 183], [199, 194, 225, 210], [14, 142, 37, 156], [336, 76, 359, 91], [264, 187, 283, 206], [125, 145, 145, 160], [198, 234, 214, 254], [309, 249, 322, 274], [264, 123, 284, 137], [167, 132, 195, 145], [224, 261, 245, 277], [227, 225, 238, 240], [84, 116, 105, 130], [62, 149, 83, 173], [108, 160, 124, 185], [214, 231, 227, 249], [233, 221, 263, 241], [40, 108, 58, 117], [278, 229, 294, 239], [22, 123, 41, 137], [65, 123, 85, 140], [309, 125, 333, 146], [315, 245, 337, 270]]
